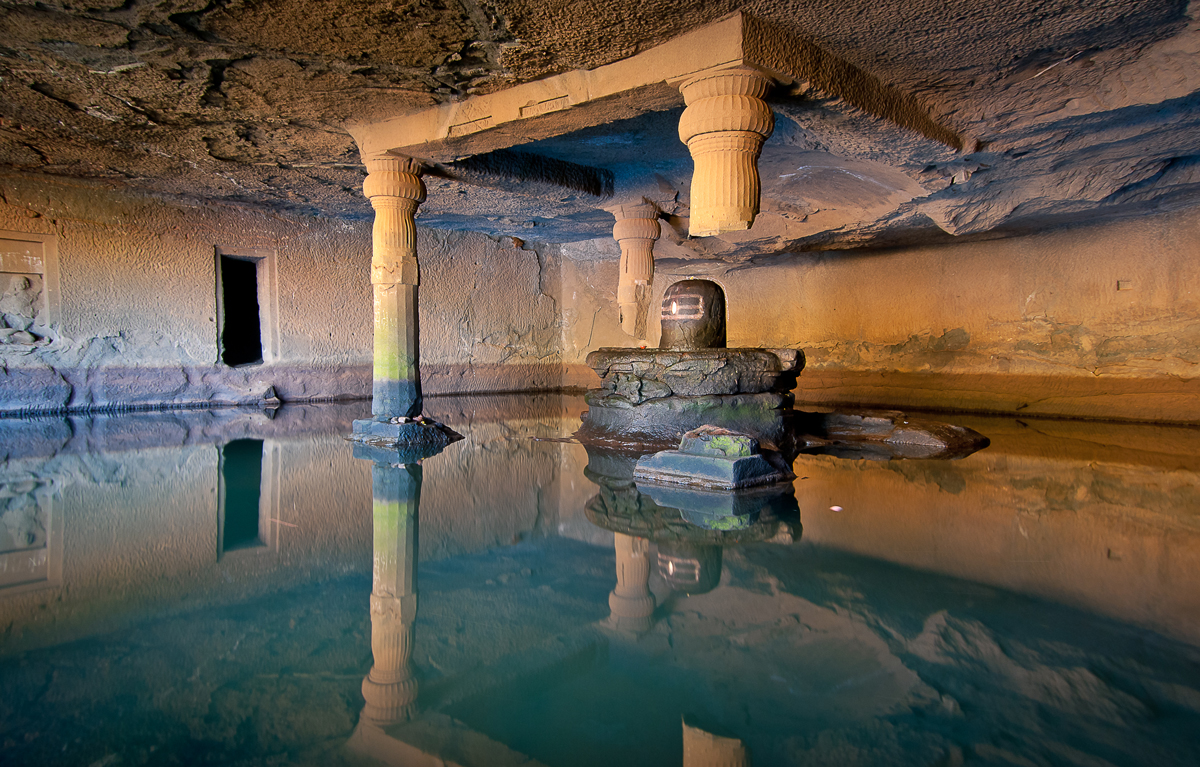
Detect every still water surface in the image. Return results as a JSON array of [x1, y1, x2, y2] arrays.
[[1, 395, 1199, 766]]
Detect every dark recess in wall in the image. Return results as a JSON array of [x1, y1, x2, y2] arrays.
[[219, 438, 265, 554], [219, 255, 263, 367]]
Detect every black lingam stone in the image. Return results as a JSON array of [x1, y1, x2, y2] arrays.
[[659, 279, 726, 350]]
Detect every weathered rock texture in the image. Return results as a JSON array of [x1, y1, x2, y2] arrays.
[[0, 173, 573, 414], [0, 1, 1196, 251]]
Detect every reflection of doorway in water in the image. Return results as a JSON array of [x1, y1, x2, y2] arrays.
[[217, 438, 274, 559]]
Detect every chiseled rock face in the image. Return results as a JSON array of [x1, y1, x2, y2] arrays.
[[586, 348, 804, 405]]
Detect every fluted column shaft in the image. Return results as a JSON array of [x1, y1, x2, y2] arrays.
[[364, 156, 426, 419], [609, 533, 656, 632], [678, 68, 775, 237], [362, 462, 421, 726], [612, 202, 661, 342]]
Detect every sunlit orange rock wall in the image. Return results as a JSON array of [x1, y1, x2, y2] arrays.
[[563, 206, 1200, 423]]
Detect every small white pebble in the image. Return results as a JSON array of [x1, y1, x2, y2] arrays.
[[830, 505, 843, 512]]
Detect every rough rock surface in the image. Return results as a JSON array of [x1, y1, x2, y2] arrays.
[[586, 348, 802, 404], [0, 1, 1197, 255]]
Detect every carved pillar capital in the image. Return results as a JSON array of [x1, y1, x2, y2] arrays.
[[612, 201, 661, 342], [363, 155, 425, 287], [362, 592, 419, 725], [677, 67, 776, 237], [363, 155, 426, 202]]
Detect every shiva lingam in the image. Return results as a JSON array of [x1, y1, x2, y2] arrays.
[[577, 279, 803, 451]]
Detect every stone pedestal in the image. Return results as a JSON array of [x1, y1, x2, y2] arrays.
[[678, 67, 775, 237]]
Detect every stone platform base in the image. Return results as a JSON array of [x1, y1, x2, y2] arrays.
[[350, 417, 463, 451], [577, 391, 795, 452]]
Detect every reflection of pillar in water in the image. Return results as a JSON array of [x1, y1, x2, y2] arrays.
[[608, 532, 657, 633], [683, 718, 750, 767], [361, 462, 421, 726]]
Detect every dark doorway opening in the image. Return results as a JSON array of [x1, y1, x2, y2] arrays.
[[219, 438, 265, 555], [219, 255, 263, 367]]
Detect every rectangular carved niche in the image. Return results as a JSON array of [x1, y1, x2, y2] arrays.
[[0, 231, 59, 349], [215, 246, 278, 367]]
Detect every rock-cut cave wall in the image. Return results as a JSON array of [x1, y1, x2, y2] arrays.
[[0, 173, 572, 415], [560, 206, 1200, 424]]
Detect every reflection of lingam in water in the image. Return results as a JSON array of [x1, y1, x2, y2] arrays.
[[609, 532, 657, 633], [584, 444, 801, 632]]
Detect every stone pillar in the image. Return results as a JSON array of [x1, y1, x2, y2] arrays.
[[608, 532, 656, 633], [677, 67, 775, 237], [363, 155, 426, 419], [361, 461, 421, 726], [612, 202, 661, 342]]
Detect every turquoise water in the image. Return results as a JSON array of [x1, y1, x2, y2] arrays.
[[1, 396, 1199, 766]]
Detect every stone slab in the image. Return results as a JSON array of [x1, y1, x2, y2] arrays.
[[633, 450, 786, 490], [679, 425, 758, 458]]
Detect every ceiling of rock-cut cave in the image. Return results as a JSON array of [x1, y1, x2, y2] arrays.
[[1, 0, 1198, 259]]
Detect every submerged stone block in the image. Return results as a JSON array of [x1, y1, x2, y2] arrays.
[[633, 425, 791, 490], [634, 449, 784, 490]]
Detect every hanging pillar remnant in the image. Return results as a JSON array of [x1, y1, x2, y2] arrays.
[[364, 154, 426, 420], [608, 532, 657, 633], [677, 67, 775, 237], [361, 460, 421, 726], [612, 201, 661, 342]]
